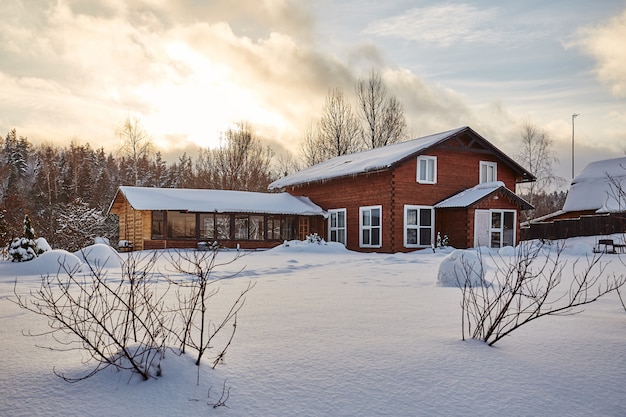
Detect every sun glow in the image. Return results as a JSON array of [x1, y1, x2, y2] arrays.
[[137, 41, 290, 151]]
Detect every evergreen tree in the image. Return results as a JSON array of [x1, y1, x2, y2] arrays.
[[7, 214, 39, 262]]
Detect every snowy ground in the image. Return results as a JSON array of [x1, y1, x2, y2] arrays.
[[1, 236, 625, 417]]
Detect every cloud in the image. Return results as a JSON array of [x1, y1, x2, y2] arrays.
[[363, 4, 500, 46], [574, 9, 626, 97], [1, 0, 482, 156]]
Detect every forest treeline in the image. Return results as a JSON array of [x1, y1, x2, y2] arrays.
[[0, 122, 280, 251]]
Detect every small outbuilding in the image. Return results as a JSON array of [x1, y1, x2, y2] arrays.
[[108, 186, 327, 251], [522, 156, 626, 241]]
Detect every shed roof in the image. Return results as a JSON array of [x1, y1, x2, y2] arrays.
[[562, 156, 626, 213], [269, 126, 534, 190], [434, 181, 533, 210], [109, 186, 327, 217]]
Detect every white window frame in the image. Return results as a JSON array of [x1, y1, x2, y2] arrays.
[[417, 156, 437, 184], [328, 208, 347, 245], [479, 161, 497, 183], [404, 205, 434, 248], [359, 205, 382, 248]]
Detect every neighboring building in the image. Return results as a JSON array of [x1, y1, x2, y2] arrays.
[[534, 156, 626, 222], [269, 126, 534, 252], [521, 156, 626, 241], [108, 186, 327, 251]]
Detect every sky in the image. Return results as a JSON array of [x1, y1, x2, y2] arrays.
[[1, 0, 625, 186]]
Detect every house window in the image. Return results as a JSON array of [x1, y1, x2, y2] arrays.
[[417, 156, 437, 184], [151, 210, 165, 239], [167, 211, 196, 239], [480, 161, 497, 183], [404, 205, 434, 248], [360, 205, 382, 248], [329, 209, 346, 245]]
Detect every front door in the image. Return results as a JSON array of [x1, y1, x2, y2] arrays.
[[298, 217, 309, 241], [474, 210, 516, 248]]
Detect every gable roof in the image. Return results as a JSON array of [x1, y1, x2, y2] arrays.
[[434, 181, 533, 210], [562, 156, 626, 213], [109, 186, 327, 217], [269, 126, 535, 190]]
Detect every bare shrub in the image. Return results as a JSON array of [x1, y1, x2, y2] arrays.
[[458, 242, 626, 346], [13, 251, 168, 381], [165, 247, 254, 370], [12, 246, 254, 383]]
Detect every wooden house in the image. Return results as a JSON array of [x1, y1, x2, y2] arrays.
[[269, 126, 534, 252], [108, 187, 327, 250]]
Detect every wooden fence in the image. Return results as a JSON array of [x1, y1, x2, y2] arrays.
[[521, 212, 626, 241]]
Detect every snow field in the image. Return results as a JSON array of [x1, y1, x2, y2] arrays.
[[1, 236, 625, 416]]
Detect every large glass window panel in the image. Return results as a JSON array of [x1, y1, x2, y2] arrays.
[[168, 211, 196, 238], [216, 214, 231, 239], [199, 213, 215, 239], [249, 215, 264, 240], [152, 210, 165, 239], [234, 215, 249, 239]]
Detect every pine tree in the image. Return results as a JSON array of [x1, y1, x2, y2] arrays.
[[7, 214, 39, 262]]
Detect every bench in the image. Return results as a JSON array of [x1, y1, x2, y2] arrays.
[[593, 239, 626, 254]]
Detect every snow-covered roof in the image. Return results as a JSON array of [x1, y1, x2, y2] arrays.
[[562, 156, 626, 213], [269, 127, 467, 189], [434, 181, 533, 210], [111, 186, 327, 217]]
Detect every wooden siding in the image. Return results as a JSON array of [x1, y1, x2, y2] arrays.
[[286, 170, 394, 252]]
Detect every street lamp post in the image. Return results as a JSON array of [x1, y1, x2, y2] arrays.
[[572, 113, 579, 179]]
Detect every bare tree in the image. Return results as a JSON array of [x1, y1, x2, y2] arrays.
[[457, 243, 626, 346], [272, 150, 301, 180], [515, 121, 563, 214], [213, 121, 274, 191], [318, 88, 361, 158], [299, 123, 325, 167], [355, 70, 407, 148], [116, 116, 153, 186]]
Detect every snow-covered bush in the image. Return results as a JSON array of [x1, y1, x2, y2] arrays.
[[55, 199, 117, 252], [8, 237, 38, 262], [305, 233, 325, 245], [437, 249, 487, 288], [7, 214, 46, 262]]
